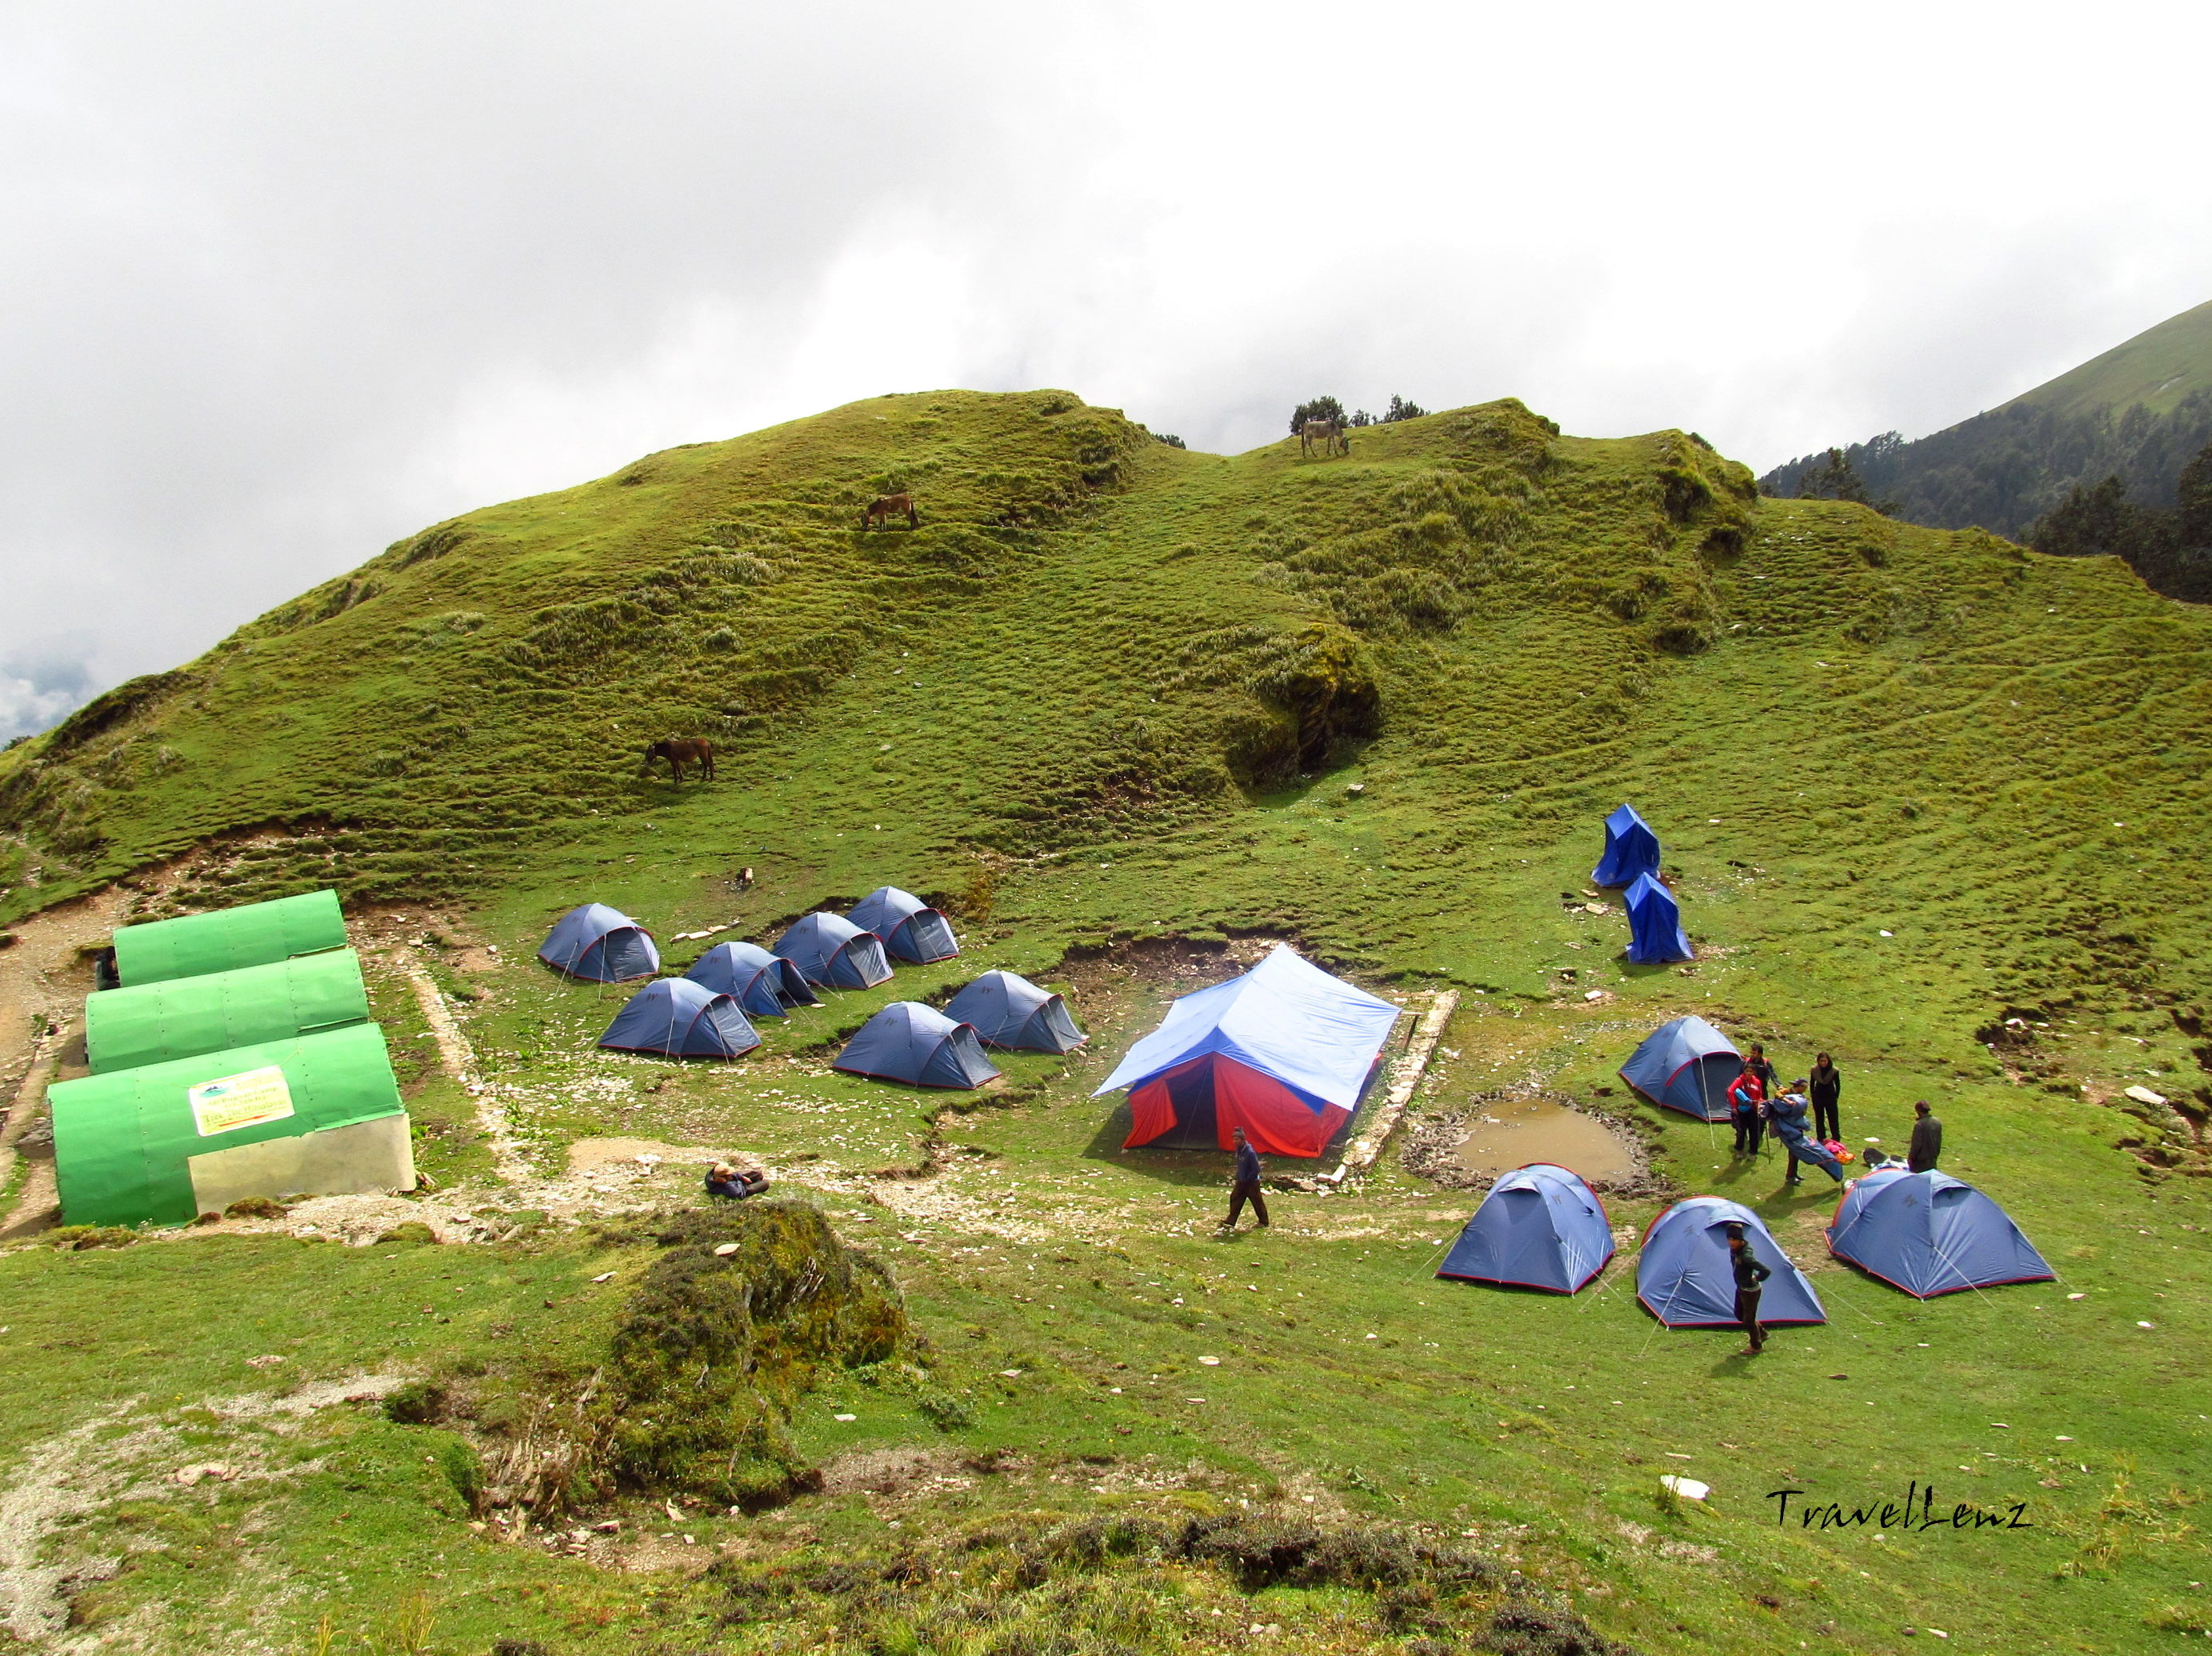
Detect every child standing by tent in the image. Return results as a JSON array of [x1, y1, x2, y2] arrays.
[[1222, 1127, 1270, 1231]]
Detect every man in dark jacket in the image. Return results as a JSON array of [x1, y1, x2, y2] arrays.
[[1726, 1222, 1772, 1355], [1908, 1102, 1943, 1172], [1223, 1127, 1270, 1230], [1808, 1053, 1842, 1142], [1745, 1043, 1780, 1099]]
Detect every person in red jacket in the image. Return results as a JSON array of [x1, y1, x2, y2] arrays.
[[1728, 1065, 1766, 1157]]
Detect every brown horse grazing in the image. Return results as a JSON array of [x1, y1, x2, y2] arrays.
[[643, 738, 715, 782], [862, 493, 918, 530]]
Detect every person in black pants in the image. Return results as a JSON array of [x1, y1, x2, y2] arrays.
[[1808, 1053, 1842, 1142], [1222, 1127, 1270, 1230], [1726, 1222, 1772, 1355], [706, 1161, 769, 1200]]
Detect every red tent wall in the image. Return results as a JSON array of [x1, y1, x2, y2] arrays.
[[1123, 1054, 1346, 1158]]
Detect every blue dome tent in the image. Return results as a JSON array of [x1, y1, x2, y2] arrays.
[[1095, 946, 1402, 1158], [1592, 804, 1662, 888], [942, 970, 1086, 1053], [774, 912, 893, 990], [1826, 1168, 2054, 1298], [598, 978, 760, 1059], [538, 904, 660, 983], [1623, 874, 1693, 964], [1618, 1016, 1738, 1121], [1637, 1198, 1826, 1327], [833, 1002, 1000, 1088], [685, 942, 822, 1020], [847, 887, 959, 964], [1436, 1163, 1614, 1294]]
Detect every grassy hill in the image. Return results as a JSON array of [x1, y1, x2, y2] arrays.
[[2004, 298, 2212, 422], [1, 392, 2209, 1654], [1760, 298, 2212, 546]]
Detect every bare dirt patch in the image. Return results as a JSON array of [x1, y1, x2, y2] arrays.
[[1402, 1091, 1667, 1198]]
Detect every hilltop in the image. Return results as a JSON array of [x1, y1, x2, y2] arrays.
[[1761, 298, 2212, 542], [0, 391, 2208, 1654]]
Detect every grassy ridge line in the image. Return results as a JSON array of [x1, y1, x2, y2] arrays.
[[2002, 297, 2212, 421]]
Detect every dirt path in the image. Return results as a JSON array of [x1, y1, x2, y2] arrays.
[[0, 891, 128, 1236], [389, 946, 530, 1184]]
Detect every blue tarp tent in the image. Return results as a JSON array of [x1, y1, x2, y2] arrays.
[[942, 970, 1086, 1053], [598, 978, 759, 1059], [1592, 804, 1661, 888], [847, 887, 959, 964], [1436, 1163, 1614, 1294], [685, 942, 822, 1020], [1638, 1197, 1826, 1327], [1623, 874, 1693, 964], [833, 1002, 1000, 1088], [1619, 1016, 1738, 1121], [1826, 1169, 2054, 1298], [774, 913, 893, 990], [1095, 946, 1401, 1158], [539, 904, 660, 982]]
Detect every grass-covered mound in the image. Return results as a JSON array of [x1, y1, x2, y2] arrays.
[[717, 1510, 1638, 1656], [391, 1201, 909, 1517]]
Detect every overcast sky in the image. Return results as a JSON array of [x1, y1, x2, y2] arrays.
[[4, 1, 2209, 736]]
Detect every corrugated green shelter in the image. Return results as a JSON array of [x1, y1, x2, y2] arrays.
[[85, 950, 372, 1074], [111, 889, 349, 987], [50, 1022, 413, 1227]]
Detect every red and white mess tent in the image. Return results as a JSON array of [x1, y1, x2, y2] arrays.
[[1094, 946, 1401, 1158]]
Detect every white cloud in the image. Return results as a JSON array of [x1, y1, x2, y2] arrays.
[[3, 0, 2209, 721]]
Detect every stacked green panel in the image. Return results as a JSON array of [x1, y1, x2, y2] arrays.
[[85, 949, 371, 1074], [111, 889, 348, 986], [49, 1023, 408, 1228]]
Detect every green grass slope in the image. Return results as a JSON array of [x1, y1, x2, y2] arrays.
[[2, 391, 2210, 1654], [2003, 297, 2212, 421]]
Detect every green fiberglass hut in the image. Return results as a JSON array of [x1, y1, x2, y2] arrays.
[[85, 950, 372, 1075], [111, 889, 349, 987], [49, 1022, 413, 1227]]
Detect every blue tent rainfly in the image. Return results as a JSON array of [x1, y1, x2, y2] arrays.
[[847, 886, 959, 964], [1618, 1015, 1739, 1121], [942, 970, 1086, 1053], [1623, 874, 1693, 964], [774, 913, 893, 990], [1436, 1163, 1614, 1294], [1637, 1198, 1826, 1327], [1094, 946, 1401, 1158], [685, 942, 822, 1020], [598, 978, 760, 1059], [538, 904, 660, 982], [1592, 804, 1662, 888], [834, 1002, 1000, 1088], [1826, 1168, 2054, 1298]]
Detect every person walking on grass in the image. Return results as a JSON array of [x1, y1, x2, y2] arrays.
[[1908, 1100, 1943, 1172], [1808, 1052, 1842, 1142], [1726, 1222, 1771, 1355], [1222, 1126, 1270, 1231], [1728, 1063, 1766, 1157]]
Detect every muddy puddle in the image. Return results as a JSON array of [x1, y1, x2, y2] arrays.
[[1450, 1096, 1640, 1182]]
